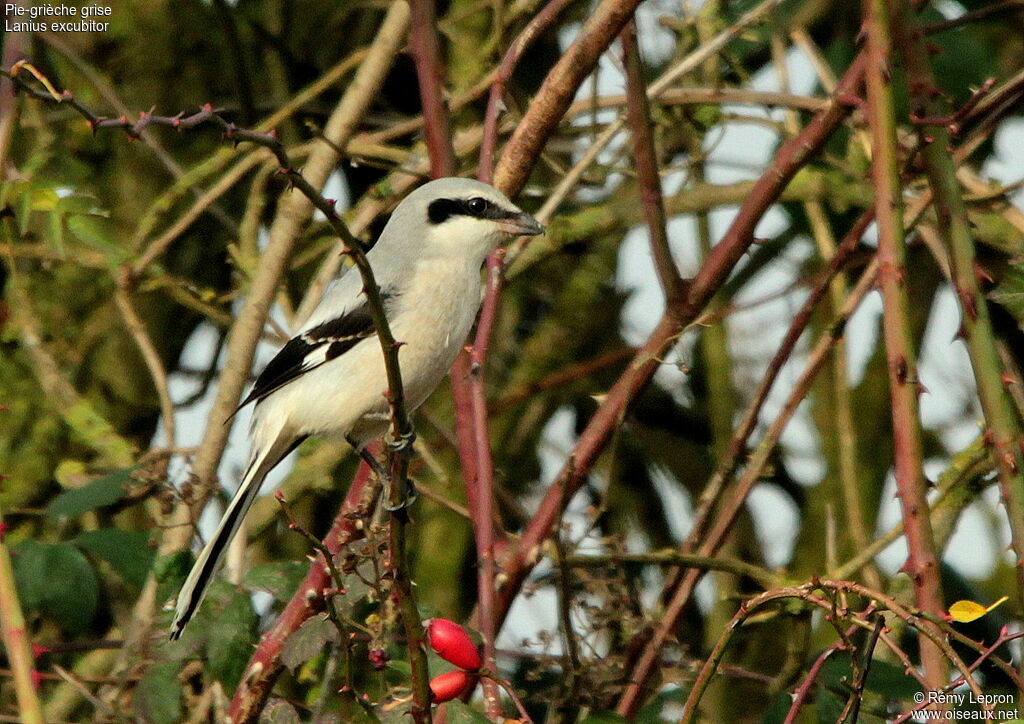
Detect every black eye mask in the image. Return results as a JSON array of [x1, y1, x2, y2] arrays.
[[427, 196, 519, 224]]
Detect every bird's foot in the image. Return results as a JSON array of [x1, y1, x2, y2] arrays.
[[386, 428, 417, 459], [382, 477, 418, 512]]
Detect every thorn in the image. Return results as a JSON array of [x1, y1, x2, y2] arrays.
[[275, 490, 285, 502], [895, 357, 909, 384], [838, 93, 863, 109], [29, 670, 42, 690], [31, 643, 51, 658], [0, 521, 8, 542], [202, 102, 213, 112]]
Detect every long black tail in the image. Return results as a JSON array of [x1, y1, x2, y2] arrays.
[[168, 436, 296, 640]]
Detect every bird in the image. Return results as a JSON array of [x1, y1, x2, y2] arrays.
[[169, 177, 544, 639]]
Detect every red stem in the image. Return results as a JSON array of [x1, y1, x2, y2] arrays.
[[477, 0, 578, 182], [781, 639, 847, 724], [491, 0, 647, 198], [620, 18, 682, 297], [407, 0, 456, 178], [229, 462, 375, 724]]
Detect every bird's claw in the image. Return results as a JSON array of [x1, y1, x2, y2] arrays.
[[383, 477, 418, 512], [386, 429, 417, 458]]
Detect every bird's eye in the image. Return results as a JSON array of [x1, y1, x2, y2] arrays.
[[467, 197, 487, 215]]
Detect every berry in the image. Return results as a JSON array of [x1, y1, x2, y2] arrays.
[[427, 618, 481, 671], [429, 670, 473, 703]]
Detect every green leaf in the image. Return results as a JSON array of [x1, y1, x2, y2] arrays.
[[202, 584, 258, 690], [260, 700, 302, 724], [28, 186, 59, 212], [636, 688, 687, 724], [134, 661, 181, 724], [582, 713, 628, 724], [815, 689, 846, 724], [67, 214, 120, 254], [281, 612, 338, 673], [444, 701, 493, 724], [154, 550, 193, 609], [990, 265, 1024, 328], [45, 210, 65, 254], [18, 183, 33, 234], [242, 560, 308, 601], [56, 193, 107, 216], [74, 528, 155, 587], [760, 691, 796, 724], [860, 659, 922, 701], [12, 540, 98, 632], [45, 468, 133, 518]]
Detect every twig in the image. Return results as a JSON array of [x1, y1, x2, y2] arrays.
[[679, 579, 988, 723], [563, 87, 831, 116], [525, 0, 785, 229], [620, 18, 682, 299], [918, 0, 1024, 34], [492, 32, 866, 661], [478, 0, 577, 179], [562, 551, 780, 588], [408, 0, 456, 179], [781, 639, 843, 724], [894, 627, 1024, 723], [491, 0, 648, 197], [485, 673, 536, 724], [112, 288, 176, 449], [839, 615, 884, 722]]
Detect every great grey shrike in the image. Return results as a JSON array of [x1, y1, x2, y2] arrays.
[[170, 177, 544, 639]]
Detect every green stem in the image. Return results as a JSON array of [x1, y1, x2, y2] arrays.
[[0, 507, 44, 724], [895, 4, 1024, 615], [860, 0, 947, 692]]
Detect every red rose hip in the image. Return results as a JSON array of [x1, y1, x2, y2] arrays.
[[427, 618, 482, 671], [429, 670, 474, 703]]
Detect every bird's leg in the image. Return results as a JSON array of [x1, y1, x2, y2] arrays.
[[346, 435, 389, 480], [346, 433, 418, 512], [386, 429, 417, 459], [383, 429, 418, 512]]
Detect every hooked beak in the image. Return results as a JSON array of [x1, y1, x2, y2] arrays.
[[498, 211, 544, 236]]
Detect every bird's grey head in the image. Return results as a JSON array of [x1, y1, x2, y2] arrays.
[[383, 177, 544, 262]]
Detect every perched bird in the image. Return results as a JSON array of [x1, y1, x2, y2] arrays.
[[170, 177, 544, 639]]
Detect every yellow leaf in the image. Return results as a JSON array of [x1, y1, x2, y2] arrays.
[[948, 597, 1008, 623]]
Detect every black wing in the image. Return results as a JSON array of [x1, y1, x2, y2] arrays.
[[234, 294, 392, 413]]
